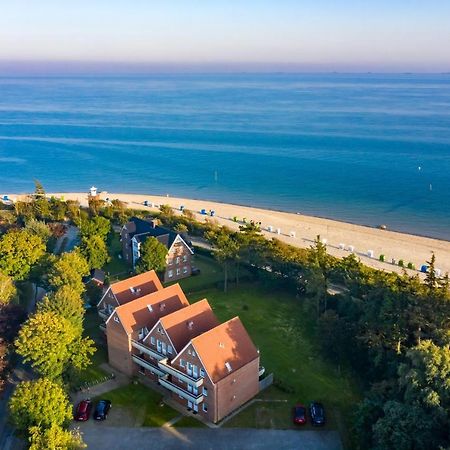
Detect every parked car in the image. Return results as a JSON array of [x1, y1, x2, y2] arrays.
[[293, 404, 307, 425], [94, 400, 112, 420], [74, 399, 92, 421], [310, 401, 325, 426]]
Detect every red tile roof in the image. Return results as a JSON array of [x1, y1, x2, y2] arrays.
[[191, 317, 259, 383], [154, 299, 219, 352], [114, 284, 189, 335], [111, 270, 163, 305]]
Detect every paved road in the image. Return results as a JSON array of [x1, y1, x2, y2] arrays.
[[79, 427, 342, 450]]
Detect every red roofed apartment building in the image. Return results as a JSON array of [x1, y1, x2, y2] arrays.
[[102, 272, 260, 423]]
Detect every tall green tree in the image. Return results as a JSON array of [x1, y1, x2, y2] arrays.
[[25, 219, 52, 244], [79, 216, 111, 240], [9, 378, 72, 431], [0, 271, 16, 305], [136, 237, 168, 274], [48, 251, 89, 295], [80, 235, 110, 269], [0, 229, 46, 280], [37, 286, 85, 331], [15, 311, 95, 379], [29, 424, 86, 450]]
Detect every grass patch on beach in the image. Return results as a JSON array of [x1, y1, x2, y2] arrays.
[[188, 282, 360, 442], [94, 382, 179, 427]]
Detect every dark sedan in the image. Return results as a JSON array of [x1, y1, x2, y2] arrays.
[[94, 400, 112, 420], [74, 399, 92, 421], [310, 402, 325, 426]]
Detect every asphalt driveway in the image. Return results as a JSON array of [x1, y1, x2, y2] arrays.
[[78, 427, 343, 450]]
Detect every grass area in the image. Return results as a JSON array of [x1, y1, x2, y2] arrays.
[[104, 232, 129, 280], [94, 382, 180, 427], [174, 416, 206, 428], [187, 281, 361, 442]]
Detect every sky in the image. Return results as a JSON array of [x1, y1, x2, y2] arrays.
[[1, 0, 450, 72]]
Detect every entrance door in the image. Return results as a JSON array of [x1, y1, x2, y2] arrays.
[[187, 400, 193, 410], [193, 403, 198, 413]]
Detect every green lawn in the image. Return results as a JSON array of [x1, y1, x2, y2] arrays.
[[174, 416, 206, 428], [104, 232, 129, 281], [94, 382, 180, 427], [187, 282, 361, 442]]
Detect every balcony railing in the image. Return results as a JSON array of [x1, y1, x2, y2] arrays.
[[158, 359, 203, 387], [132, 354, 166, 377], [97, 309, 110, 320], [158, 375, 204, 404], [131, 340, 165, 361]]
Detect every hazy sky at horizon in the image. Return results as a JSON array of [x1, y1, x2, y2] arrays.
[[1, 0, 450, 72]]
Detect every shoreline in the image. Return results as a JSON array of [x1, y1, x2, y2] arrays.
[[8, 191, 450, 277]]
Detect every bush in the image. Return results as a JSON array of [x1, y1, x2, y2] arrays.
[[407, 262, 415, 270], [398, 259, 404, 267], [379, 254, 385, 262]]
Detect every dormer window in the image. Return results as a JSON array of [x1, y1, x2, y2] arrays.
[[225, 362, 232, 373], [114, 315, 119, 323], [187, 321, 194, 330], [160, 303, 166, 311], [147, 305, 153, 312]]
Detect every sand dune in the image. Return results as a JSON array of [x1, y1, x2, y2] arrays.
[[16, 192, 450, 277]]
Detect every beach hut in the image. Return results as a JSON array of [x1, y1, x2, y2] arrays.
[[180, 205, 185, 211], [276, 228, 281, 235], [2, 195, 9, 201], [339, 243, 345, 250], [267, 225, 273, 232], [347, 245, 355, 252], [200, 209, 207, 215], [89, 186, 98, 197], [143, 200, 149, 206], [289, 231, 296, 238], [435, 268, 442, 277], [210, 210, 215, 217], [420, 265, 428, 273], [367, 250, 374, 258], [321, 238, 327, 244]]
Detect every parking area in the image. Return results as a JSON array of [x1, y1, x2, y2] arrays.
[[77, 427, 343, 450]]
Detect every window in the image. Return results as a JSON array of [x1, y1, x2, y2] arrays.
[[168, 259, 173, 265], [176, 256, 180, 264], [202, 387, 208, 397], [203, 403, 208, 412], [168, 270, 173, 278], [147, 305, 153, 312], [180, 359, 185, 368], [176, 268, 181, 275], [200, 369, 205, 378], [150, 336, 155, 345], [188, 349, 191, 355], [192, 350, 196, 358], [183, 255, 187, 262], [168, 345, 173, 355], [183, 266, 188, 274], [114, 315, 119, 323]]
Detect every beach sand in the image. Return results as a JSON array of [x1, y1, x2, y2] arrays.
[[14, 192, 450, 277]]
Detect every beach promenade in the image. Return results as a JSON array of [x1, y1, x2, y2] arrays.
[[18, 192, 450, 277]]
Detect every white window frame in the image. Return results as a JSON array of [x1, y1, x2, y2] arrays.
[[203, 403, 208, 412], [202, 387, 208, 397], [168, 270, 173, 278], [200, 368, 205, 378], [150, 336, 155, 345], [180, 359, 185, 368]]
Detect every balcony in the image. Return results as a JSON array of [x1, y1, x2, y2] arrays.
[[98, 309, 110, 321], [158, 359, 203, 387], [132, 354, 166, 377], [159, 375, 204, 404], [131, 340, 165, 361]]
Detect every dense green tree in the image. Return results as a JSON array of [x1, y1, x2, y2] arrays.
[[0, 271, 16, 305], [174, 223, 188, 234], [48, 197, 68, 221], [25, 219, 52, 243], [80, 235, 110, 269], [15, 311, 95, 379], [136, 237, 168, 274], [0, 229, 46, 280], [29, 424, 86, 450], [9, 378, 72, 431], [48, 251, 89, 295], [37, 286, 85, 331], [79, 216, 111, 240]]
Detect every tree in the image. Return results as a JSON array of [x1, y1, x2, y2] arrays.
[[425, 253, 438, 292], [37, 286, 85, 331], [48, 251, 90, 295], [0, 271, 16, 305], [9, 378, 72, 431], [15, 311, 95, 379], [25, 219, 52, 244], [0, 229, 46, 280], [29, 424, 86, 450], [205, 227, 240, 293], [79, 216, 111, 240], [80, 235, 110, 269], [136, 237, 168, 274], [174, 223, 188, 234]]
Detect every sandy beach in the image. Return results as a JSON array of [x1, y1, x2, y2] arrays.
[[11, 192, 450, 277]]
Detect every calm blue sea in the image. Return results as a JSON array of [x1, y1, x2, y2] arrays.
[[0, 73, 449, 240]]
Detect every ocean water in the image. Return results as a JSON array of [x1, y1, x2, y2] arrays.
[[0, 73, 449, 240]]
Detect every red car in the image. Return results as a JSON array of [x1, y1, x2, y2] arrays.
[[293, 404, 307, 425], [74, 399, 92, 421]]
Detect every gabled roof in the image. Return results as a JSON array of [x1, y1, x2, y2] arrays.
[[190, 317, 259, 384], [114, 284, 189, 335], [149, 299, 219, 353], [110, 270, 163, 305]]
